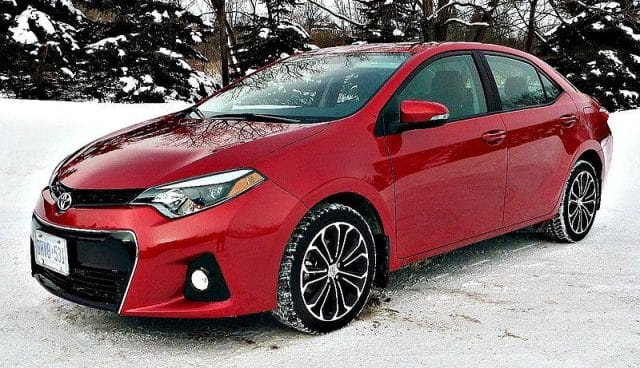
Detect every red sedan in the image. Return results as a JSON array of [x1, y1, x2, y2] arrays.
[[31, 42, 612, 333]]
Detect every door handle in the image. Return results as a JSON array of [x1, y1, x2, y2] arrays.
[[559, 114, 577, 128], [481, 129, 507, 145]]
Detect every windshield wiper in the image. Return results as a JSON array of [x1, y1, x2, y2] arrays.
[[189, 105, 206, 119], [207, 112, 301, 124]]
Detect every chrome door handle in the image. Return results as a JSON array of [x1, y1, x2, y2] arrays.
[[560, 114, 577, 128], [481, 130, 507, 145]]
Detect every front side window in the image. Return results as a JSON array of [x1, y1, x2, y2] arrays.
[[485, 55, 546, 110], [198, 53, 409, 123], [397, 54, 488, 120]]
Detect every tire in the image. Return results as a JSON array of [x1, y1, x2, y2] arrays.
[[541, 160, 600, 242], [272, 203, 376, 334]]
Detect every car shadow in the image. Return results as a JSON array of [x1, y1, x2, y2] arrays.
[[50, 230, 552, 346]]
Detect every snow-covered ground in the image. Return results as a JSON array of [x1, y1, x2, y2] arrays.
[[0, 99, 638, 367]]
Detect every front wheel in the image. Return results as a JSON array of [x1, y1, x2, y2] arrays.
[[273, 203, 376, 334], [542, 160, 600, 242]]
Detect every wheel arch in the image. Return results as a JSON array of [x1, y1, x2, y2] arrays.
[[576, 149, 603, 182], [316, 192, 390, 287], [299, 179, 397, 287], [574, 148, 604, 209]]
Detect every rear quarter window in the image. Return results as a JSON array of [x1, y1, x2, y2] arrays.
[[540, 72, 562, 102]]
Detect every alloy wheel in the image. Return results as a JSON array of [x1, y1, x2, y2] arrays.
[[567, 170, 597, 235], [299, 222, 369, 322]]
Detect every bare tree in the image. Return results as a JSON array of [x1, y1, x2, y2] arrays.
[[209, 0, 230, 86], [415, 0, 498, 41], [294, 1, 332, 31]]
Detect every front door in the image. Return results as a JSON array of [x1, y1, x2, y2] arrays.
[[383, 54, 508, 258]]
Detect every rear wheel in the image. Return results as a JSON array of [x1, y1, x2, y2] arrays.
[[273, 203, 376, 333], [542, 160, 600, 242]]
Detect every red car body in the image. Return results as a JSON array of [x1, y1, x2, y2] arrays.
[[31, 42, 612, 318]]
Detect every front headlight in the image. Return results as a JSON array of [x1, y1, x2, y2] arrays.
[[132, 169, 265, 218]]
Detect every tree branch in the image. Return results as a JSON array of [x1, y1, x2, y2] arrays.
[[306, 0, 363, 27]]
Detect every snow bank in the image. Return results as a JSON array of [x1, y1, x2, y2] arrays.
[[0, 99, 638, 367]]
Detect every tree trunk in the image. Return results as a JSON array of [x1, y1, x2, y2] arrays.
[[525, 0, 538, 52], [433, 0, 451, 41], [216, 0, 229, 86], [421, 0, 434, 41], [473, 0, 499, 42]]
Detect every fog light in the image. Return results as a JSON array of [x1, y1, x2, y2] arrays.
[[190, 268, 209, 291]]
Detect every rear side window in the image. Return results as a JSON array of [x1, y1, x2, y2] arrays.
[[398, 54, 487, 120], [486, 55, 546, 110], [540, 73, 561, 102]]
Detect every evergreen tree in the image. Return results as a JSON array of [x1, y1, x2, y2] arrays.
[[542, 0, 640, 111], [0, 0, 216, 102], [354, 0, 420, 42], [234, 0, 315, 75], [0, 0, 86, 99], [77, 0, 216, 102]]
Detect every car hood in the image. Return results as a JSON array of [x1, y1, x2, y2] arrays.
[[57, 114, 327, 189]]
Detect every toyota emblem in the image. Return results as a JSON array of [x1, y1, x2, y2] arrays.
[[57, 192, 73, 212]]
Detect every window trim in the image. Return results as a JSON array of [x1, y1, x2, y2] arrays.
[[480, 51, 565, 113], [375, 50, 499, 137]]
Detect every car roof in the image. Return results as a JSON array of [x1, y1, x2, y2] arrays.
[[308, 42, 527, 57]]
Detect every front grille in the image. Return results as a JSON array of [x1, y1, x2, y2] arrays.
[[31, 217, 137, 312], [50, 179, 144, 207]]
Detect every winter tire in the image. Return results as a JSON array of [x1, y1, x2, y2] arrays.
[[542, 160, 600, 242], [273, 203, 376, 334]]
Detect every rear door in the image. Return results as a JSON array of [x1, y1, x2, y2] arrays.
[[383, 53, 508, 258], [482, 53, 579, 226]]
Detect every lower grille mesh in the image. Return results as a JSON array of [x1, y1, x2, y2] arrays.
[[36, 265, 130, 307], [31, 217, 136, 311]]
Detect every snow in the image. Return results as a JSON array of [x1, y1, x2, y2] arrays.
[[85, 35, 128, 52], [60, 67, 74, 78], [599, 50, 622, 65], [148, 9, 168, 23], [119, 76, 138, 93], [620, 89, 639, 99], [444, 17, 489, 27], [9, 7, 57, 45], [9, 8, 42, 45], [0, 99, 638, 366], [33, 9, 56, 34], [157, 47, 183, 58], [258, 27, 271, 39], [191, 32, 203, 43], [177, 59, 192, 71], [618, 24, 640, 42], [54, 0, 85, 22], [277, 20, 311, 39]]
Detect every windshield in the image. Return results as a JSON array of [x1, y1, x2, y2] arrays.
[[198, 52, 410, 123]]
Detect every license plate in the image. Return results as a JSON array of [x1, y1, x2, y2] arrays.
[[34, 230, 69, 276]]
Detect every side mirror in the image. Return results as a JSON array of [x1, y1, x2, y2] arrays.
[[393, 100, 449, 133]]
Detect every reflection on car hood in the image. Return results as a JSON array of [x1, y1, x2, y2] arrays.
[[58, 114, 326, 189]]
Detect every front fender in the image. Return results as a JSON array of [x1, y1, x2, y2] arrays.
[[297, 177, 400, 271]]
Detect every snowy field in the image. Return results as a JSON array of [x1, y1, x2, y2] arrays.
[[0, 99, 638, 367]]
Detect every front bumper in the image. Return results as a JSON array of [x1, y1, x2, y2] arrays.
[[31, 180, 306, 318]]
